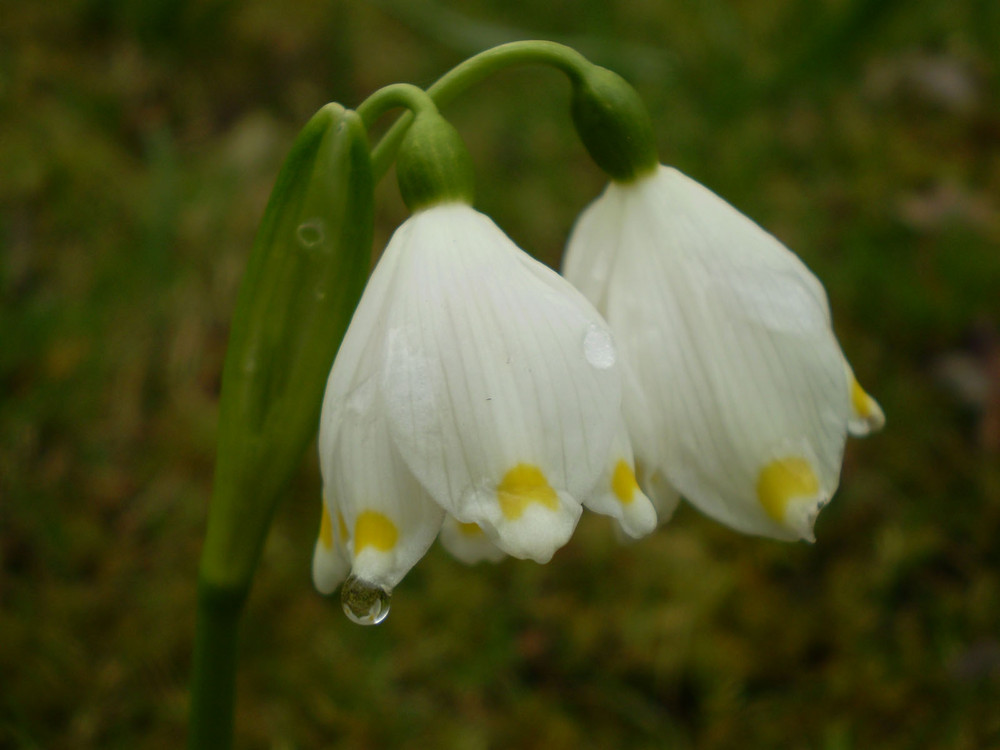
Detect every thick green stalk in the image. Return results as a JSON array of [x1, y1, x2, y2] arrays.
[[188, 581, 248, 750]]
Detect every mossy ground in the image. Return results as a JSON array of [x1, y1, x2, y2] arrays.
[[2, 1, 999, 747]]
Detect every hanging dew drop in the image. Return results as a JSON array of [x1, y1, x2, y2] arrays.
[[341, 575, 391, 625], [582, 324, 615, 369], [296, 218, 325, 248]]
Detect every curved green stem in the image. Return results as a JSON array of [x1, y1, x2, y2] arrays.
[[356, 82, 439, 131], [368, 41, 592, 180]]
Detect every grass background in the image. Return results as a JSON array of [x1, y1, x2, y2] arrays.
[[2, 0, 999, 747]]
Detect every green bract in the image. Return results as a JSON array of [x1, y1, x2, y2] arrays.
[[202, 102, 374, 590]]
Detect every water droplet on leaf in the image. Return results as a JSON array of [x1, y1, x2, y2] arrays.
[[341, 575, 391, 625], [583, 324, 615, 369], [297, 219, 325, 248]]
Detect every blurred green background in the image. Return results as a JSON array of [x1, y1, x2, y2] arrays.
[[2, 0, 999, 747]]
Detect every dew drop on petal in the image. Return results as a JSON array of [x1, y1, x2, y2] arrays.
[[583, 324, 615, 369], [340, 575, 391, 625], [297, 219, 325, 248]]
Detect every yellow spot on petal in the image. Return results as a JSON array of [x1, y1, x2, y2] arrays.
[[497, 464, 559, 521], [319, 505, 334, 550], [354, 511, 398, 553], [456, 521, 484, 537], [611, 459, 639, 505], [757, 457, 820, 524], [851, 377, 875, 418], [337, 511, 349, 543]]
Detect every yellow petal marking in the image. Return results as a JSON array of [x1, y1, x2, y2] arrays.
[[611, 459, 639, 505], [319, 505, 334, 550], [336, 511, 349, 543], [757, 457, 820, 523], [497, 464, 559, 521], [851, 377, 874, 418], [457, 521, 484, 537], [354, 510, 398, 553]]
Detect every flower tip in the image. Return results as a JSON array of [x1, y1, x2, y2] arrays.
[[312, 539, 347, 596], [784, 497, 825, 544], [311, 503, 348, 594], [756, 457, 828, 542], [487, 499, 581, 563], [849, 378, 886, 436], [468, 465, 582, 563], [471, 491, 581, 564], [615, 486, 659, 539], [600, 459, 659, 539], [439, 516, 507, 565]]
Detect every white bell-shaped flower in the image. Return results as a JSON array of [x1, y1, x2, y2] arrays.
[[563, 165, 884, 542], [313, 201, 658, 607]]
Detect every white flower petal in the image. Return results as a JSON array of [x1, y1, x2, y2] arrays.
[[318, 217, 409, 444], [380, 204, 623, 561], [565, 165, 873, 541], [311, 498, 349, 595], [635, 460, 682, 526], [458, 482, 583, 563], [318, 234, 445, 589], [582, 420, 658, 539], [320, 398, 445, 590], [438, 515, 507, 565], [845, 363, 886, 436], [559, 183, 625, 311]]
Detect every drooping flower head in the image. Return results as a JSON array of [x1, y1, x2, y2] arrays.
[[563, 165, 884, 542], [313, 103, 656, 623]]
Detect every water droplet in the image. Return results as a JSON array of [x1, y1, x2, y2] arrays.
[[341, 575, 391, 625], [297, 219, 325, 248], [583, 324, 615, 369]]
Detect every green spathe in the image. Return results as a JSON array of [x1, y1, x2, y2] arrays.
[[202, 102, 374, 590]]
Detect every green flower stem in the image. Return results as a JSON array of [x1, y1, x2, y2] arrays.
[[188, 579, 249, 750], [368, 40, 590, 180], [359, 83, 476, 211], [356, 82, 438, 131]]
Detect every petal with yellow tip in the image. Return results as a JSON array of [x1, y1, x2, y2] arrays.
[[847, 369, 886, 437], [312, 497, 349, 595], [756, 457, 827, 542], [582, 422, 658, 539], [439, 516, 507, 564], [455, 463, 581, 563], [319, 351, 443, 590]]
